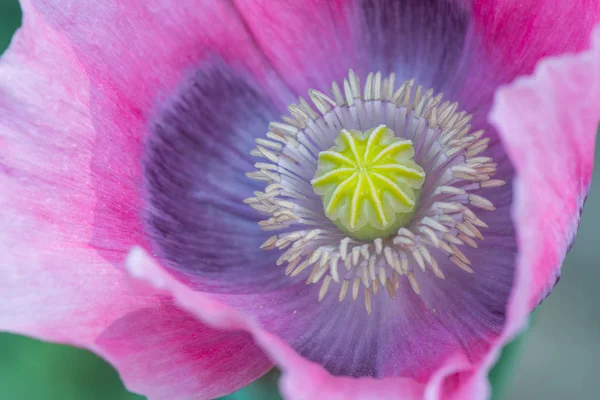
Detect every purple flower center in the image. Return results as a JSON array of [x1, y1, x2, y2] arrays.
[[245, 70, 505, 313]]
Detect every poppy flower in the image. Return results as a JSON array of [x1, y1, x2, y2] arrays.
[[1, 1, 599, 399]]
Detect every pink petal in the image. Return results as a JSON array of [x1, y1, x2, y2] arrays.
[[0, 4, 139, 344], [0, 6, 272, 399], [489, 28, 600, 308], [96, 302, 273, 399], [458, 0, 600, 122], [125, 247, 476, 400], [472, 0, 600, 80], [233, 0, 363, 95], [28, 0, 291, 111]]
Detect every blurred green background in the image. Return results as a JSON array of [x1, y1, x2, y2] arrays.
[[1, 1, 599, 399]]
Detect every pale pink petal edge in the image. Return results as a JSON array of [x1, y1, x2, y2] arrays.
[[491, 27, 600, 309]]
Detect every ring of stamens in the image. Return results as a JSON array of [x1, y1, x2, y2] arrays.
[[245, 70, 504, 314]]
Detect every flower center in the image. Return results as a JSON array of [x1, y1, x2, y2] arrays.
[[244, 70, 505, 314], [311, 125, 425, 241]]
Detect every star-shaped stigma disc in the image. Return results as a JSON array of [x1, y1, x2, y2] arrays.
[[312, 125, 425, 241]]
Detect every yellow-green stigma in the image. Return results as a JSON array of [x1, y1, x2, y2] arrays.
[[311, 125, 425, 241]]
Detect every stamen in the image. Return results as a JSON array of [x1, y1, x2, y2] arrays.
[[246, 70, 504, 312]]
